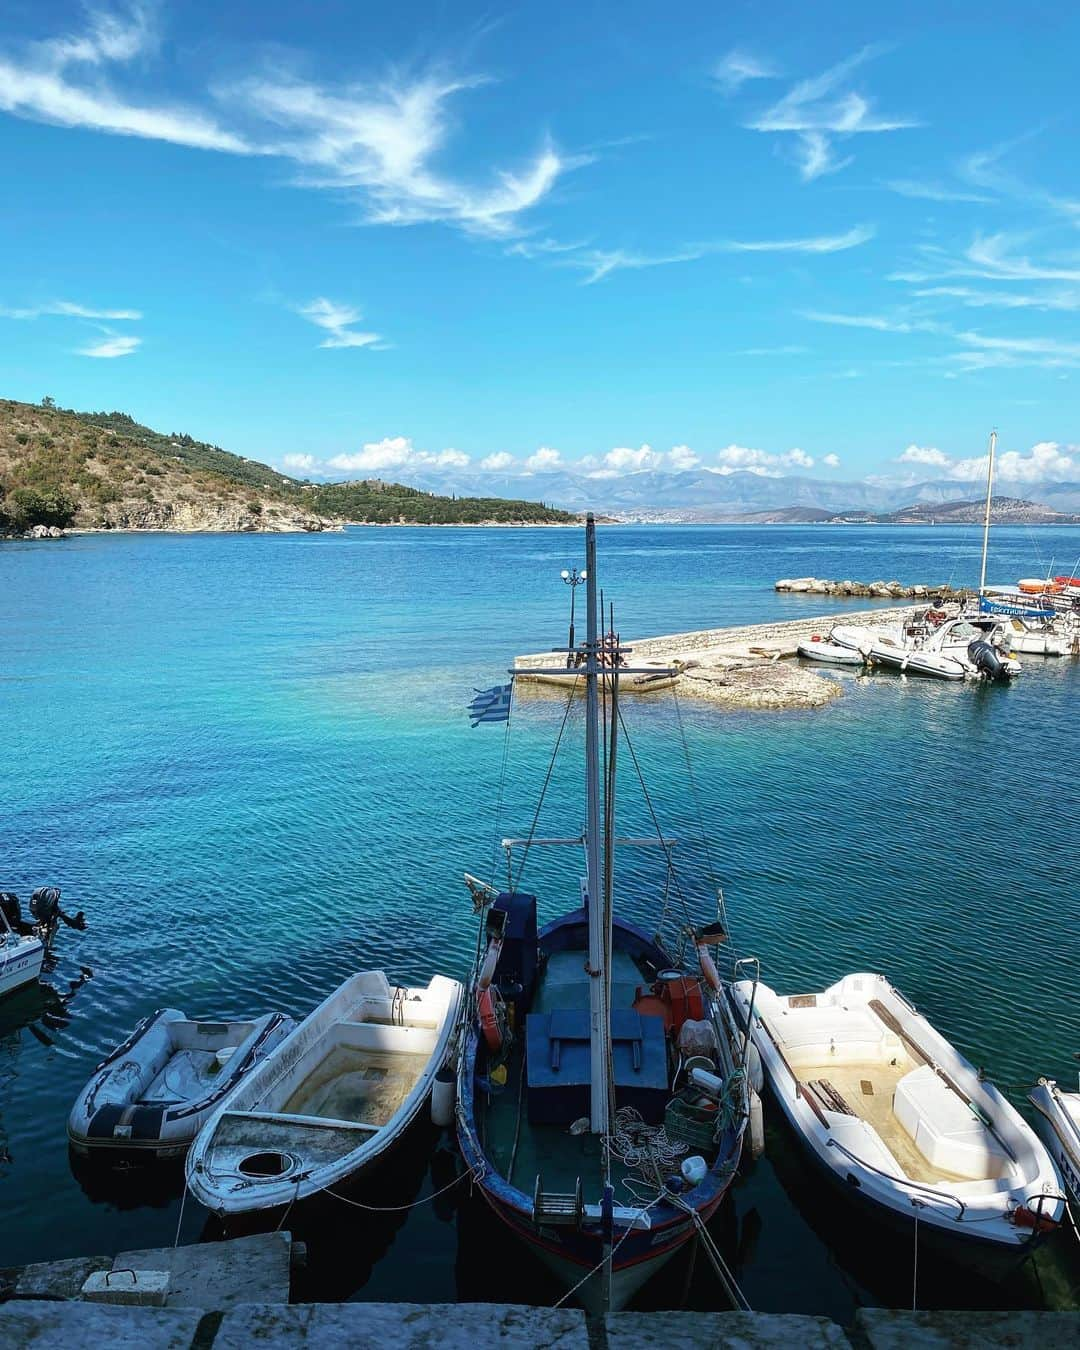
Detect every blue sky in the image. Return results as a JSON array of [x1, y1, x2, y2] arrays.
[[1, 1, 1078, 490]]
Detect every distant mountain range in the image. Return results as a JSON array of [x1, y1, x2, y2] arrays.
[[400, 465, 1080, 521]]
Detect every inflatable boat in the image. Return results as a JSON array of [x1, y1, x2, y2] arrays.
[[730, 973, 1064, 1260], [68, 1009, 296, 1159]]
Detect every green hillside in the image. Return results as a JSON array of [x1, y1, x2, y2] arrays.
[[0, 397, 577, 532]]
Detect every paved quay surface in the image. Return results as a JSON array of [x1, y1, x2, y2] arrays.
[[514, 606, 910, 710], [2, 1234, 1076, 1346]]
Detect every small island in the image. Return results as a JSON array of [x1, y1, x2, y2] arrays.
[[0, 397, 577, 536]]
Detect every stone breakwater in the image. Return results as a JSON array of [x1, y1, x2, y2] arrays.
[[515, 606, 911, 711], [776, 577, 975, 600]]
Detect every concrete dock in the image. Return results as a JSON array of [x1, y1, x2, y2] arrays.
[[514, 606, 910, 710], [2, 1235, 1076, 1346]]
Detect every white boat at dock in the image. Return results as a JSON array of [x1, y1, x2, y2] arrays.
[[730, 972, 1064, 1259], [68, 1009, 296, 1159], [185, 971, 463, 1216], [1029, 1079, 1080, 1206], [796, 638, 866, 667], [830, 615, 1021, 682], [0, 888, 85, 999]]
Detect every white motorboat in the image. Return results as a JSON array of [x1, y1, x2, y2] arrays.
[[730, 973, 1064, 1257], [981, 616, 1068, 657], [0, 888, 85, 999], [0, 918, 44, 999], [186, 971, 463, 1215], [1029, 1079, 1080, 1206], [68, 1009, 296, 1159], [862, 634, 968, 681], [797, 638, 866, 667], [831, 616, 1021, 682]]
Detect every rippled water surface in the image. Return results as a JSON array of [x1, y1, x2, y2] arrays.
[[1, 524, 1078, 1316]]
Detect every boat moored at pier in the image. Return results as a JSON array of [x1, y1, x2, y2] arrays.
[[1029, 1079, 1080, 1206], [68, 1009, 295, 1159], [186, 971, 463, 1216], [730, 972, 1064, 1262], [456, 515, 752, 1314]]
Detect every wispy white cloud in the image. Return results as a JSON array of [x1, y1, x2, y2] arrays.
[[567, 245, 712, 285], [725, 224, 875, 254], [962, 139, 1080, 224], [0, 298, 142, 320], [913, 285, 1080, 312], [800, 308, 937, 333], [951, 330, 1080, 371], [226, 71, 578, 238], [0, 3, 250, 152], [297, 297, 382, 349], [282, 453, 317, 472], [78, 332, 141, 358], [883, 178, 993, 204], [741, 46, 917, 182], [822, 452, 841, 468], [713, 49, 779, 95], [0, 8, 575, 241]]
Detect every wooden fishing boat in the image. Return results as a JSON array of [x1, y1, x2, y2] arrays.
[[185, 971, 462, 1216], [68, 1009, 295, 1159], [730, 973, 1064, 1259], [1029, 1079, 1080, 1206], [456, 516, 751, 1314]]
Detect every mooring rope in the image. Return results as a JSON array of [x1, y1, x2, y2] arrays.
[[322, 1164, 482, 1213]]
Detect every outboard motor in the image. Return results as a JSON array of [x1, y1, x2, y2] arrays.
[[29, 886, 86, 950], [968, 639, 1008, 682]]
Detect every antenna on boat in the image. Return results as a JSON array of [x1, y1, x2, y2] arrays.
[[979, 429, 997, 597]]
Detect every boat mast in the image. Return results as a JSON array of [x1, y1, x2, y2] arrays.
[[979, 429, 997, 596], [583, 514, 611, 1136]]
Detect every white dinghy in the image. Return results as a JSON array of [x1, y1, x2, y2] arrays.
[[797, 638, 866, 667], [68, 1009, 296, 1159], [730, 973, 1064, 1258], [1029, 1079, 1080, 1206], [186, 971, 463, 1216]]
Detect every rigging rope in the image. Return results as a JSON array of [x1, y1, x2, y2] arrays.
[[512, 677, 580, 894], [614, 701, 695, 931]]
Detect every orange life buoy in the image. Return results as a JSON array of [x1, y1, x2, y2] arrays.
[[477, 987, 504, 1053]]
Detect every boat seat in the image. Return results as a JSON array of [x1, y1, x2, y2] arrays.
[[776, 1006, 893, 1067], [893, 1066, 1011, 1181], [329, 1021, 439, 1056], [525, 1009, 668, 1125]]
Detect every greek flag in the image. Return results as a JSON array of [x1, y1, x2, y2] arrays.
[[469, 682, 512, 727]]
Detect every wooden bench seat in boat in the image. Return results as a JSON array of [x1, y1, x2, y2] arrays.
[[893, 1065, 1011, 1180], [771, 1005, 903, 1067], [525, 1009, 668, 1125]]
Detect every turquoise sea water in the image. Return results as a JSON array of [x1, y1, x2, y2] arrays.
[[1, 523, 1078, 1315]]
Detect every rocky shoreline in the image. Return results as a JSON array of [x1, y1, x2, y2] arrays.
[[776, 577, 975, 599]]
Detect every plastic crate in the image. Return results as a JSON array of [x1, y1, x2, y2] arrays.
[[664, 1092, 719, 1152]]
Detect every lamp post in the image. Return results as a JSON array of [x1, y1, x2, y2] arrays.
[[561, 567, 587, 667]]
